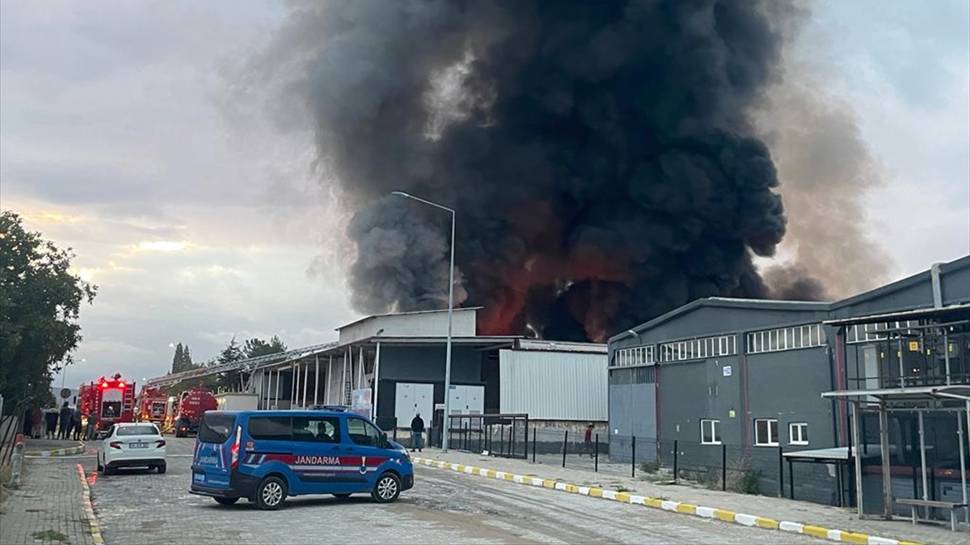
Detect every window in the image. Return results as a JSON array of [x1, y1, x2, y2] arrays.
[[199, 413, 235, 444], [613, 345, 656, 368], [293, 416, 340, 443], [116, 425, 159, 436], [347, 417, 384, 447], [754, 418, 778, 446], [700, 419, 721, 445], [659, 334, 737, 362], [248, 416, 292, 440], [789, 422, 808, 445], [747, 324, 826, 354]]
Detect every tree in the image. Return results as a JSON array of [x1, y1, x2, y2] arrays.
[[0, 210, 96, 408], [244, 335, 287, 358], [217, 337, 245, 365], [170, 342, 195, 373]]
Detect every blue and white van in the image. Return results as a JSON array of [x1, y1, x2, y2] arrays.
[[190, 409, 413, 510]]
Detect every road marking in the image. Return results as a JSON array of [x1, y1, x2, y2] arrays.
[[414, 456, 922, 545]]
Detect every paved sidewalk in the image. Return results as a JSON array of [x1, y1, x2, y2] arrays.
[[0, 456, 96, 545], [418, 449, 967, 545], [25, 438, 86, 457]]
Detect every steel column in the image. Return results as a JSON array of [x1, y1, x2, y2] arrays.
[[372, 342, 381, 420], [302, 362, 309, 408], [314, 355, 320, 406], [918, 411, 929, 507], [851, 401, 865, 517], [958, 410, 968, 524], [878, 403, 893, 518]]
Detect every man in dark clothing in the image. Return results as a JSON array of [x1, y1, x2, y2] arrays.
[[86, 411, 99, 440], [45, 409, 59, 439], [410, 413, 425, 452], [58, 402, 72, 440], [72, 407, 83, 441], [584, 424, 595, 457], [22, 407, 33, 437]]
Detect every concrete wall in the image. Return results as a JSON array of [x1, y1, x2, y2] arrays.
[[499, 349, 607, 421], [338, 308, 478, 344]]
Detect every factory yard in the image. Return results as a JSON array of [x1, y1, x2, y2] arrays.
[[1, 437, 826, 545]]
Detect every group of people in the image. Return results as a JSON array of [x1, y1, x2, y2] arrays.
[[22, 401, 98, 441]]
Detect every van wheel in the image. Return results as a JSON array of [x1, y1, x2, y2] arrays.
[[214, 497, 239, 506], [255, 476, 287, 510], [372, 472, 400, 503]]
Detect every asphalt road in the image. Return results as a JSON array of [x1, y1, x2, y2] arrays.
[[81, 437, 819, 544]]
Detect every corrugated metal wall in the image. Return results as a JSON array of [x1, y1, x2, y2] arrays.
[[499, 349, 607, 420]]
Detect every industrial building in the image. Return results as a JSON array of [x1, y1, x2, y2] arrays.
[[146, 307, 607, 436], [608, 255, 970, 519]]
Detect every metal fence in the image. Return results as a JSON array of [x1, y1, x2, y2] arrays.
[[442, 427, 850, 506]]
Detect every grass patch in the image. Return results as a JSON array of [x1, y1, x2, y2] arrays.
[[736, 469, 762, 495], [32, 530, 68, 542]]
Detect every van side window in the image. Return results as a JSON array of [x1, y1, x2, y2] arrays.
[[293, 417, 340, 443], [248, 416, 291, 440], [346, 418, 383, 447]]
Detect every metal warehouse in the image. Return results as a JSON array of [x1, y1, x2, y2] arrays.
[[607, 255, 970, 525], [146, 308, 607, 439]]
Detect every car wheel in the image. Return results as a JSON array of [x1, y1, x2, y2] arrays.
[[214, 497, 239, 506], [103, 464, 113, 476], [255, 476, 287, 510], [157, 463, 166, 474], [371, 472, 401, 503], [332, 493, 352, 499], [96, 456, 103, 472]]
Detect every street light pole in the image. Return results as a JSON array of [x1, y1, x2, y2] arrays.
[[392, 191, 456, 451]]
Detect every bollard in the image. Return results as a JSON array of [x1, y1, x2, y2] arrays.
[[721, 443, 727, 491], [10, 433, 25, 487], [511, 419, 516, 458], [562, 430, 568, 468], [532, 428, 537, 463], [594, 433, 599, 472], [673, 439, 678, 483], [632, 436, 636, 478]]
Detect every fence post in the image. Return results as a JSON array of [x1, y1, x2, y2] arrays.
[[721, 443, 727, 491], [532, 428, 537, 463], [594, 433, 599, 472], [562, 430, 568, 468], [778, 446, 784, 498], [631, 435, 637, 478], [511, 419, 516, 458], [393, 427, 397, 443], [673, 439, 678, 484]]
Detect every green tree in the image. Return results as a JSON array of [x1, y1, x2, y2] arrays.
[[244, 335, 287, 358], [171, 343, 184, 373], [0, 210, 96, 408], [170, 342, 195, 373]]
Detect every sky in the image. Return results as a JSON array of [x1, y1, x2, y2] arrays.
[[1, 1, 968, 388]]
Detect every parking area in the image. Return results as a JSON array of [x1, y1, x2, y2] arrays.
[[76, 437, 817, 544]]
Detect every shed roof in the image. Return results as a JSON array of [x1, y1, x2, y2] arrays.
[[608, 297, 830, 343], [334, 306, 483, 331]]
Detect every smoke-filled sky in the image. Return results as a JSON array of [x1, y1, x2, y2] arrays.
[[1, 1, 968, 384]]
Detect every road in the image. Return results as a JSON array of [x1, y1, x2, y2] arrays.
[[81, 437, 818, 544]]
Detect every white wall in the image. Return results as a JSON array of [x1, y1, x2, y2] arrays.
[[499, 349, 608, 421], [338, 308, 478, 344]]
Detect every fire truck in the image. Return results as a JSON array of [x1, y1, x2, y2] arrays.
[[79, 374, 136, 432], [173, 387, 217, 437], [136, 386, 169, 424]]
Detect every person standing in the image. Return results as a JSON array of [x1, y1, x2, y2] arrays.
[[58, 401, 72, 440], [86, 411, 99, 440], [410, 413, 425, 452], [22, 406, 33, 438], [31, 406, 43, 439], [45, 408, 59, 439], [584, 424, 594, 457], [72, 406, 83, 441]]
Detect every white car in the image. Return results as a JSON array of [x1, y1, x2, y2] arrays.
[[98, 422, 167, 475]]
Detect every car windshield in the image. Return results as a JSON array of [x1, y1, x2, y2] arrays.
[[116, 425, 159, 436], [198, 413, 235, 443]]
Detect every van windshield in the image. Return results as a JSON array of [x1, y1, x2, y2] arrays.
[[198, 413, 235, 443]]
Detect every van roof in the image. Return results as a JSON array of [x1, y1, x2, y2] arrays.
[[207, 409, 356, 417]]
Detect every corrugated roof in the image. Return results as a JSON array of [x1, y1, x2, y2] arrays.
[[334, 306, 483, 331], [513, 339, 607, 353]]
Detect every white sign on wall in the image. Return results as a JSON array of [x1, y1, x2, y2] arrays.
[[722, 365, 733, 377]]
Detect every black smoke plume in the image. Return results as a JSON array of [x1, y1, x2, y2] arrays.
[[262, 0, 798, 341]]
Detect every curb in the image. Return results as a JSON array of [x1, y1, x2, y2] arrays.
[[28, 442, 86, 458], [414, 456, 922, 545], [75, 464, 105, 545]]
